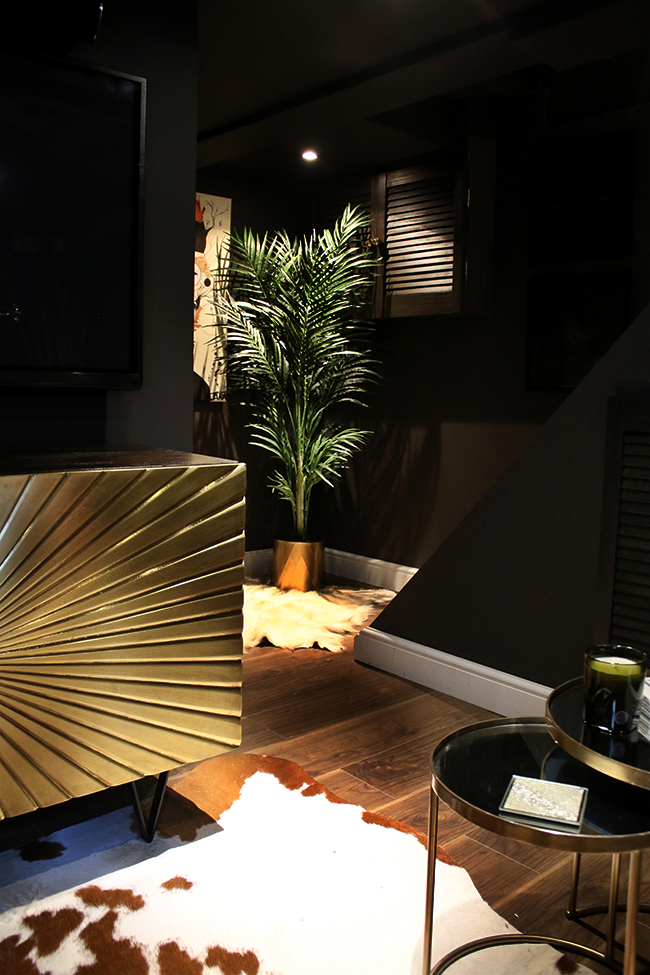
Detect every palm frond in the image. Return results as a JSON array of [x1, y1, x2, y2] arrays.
[[220, 205, 380, 540]]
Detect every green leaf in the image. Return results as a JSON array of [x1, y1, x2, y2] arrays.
[[218, 205, 381, 540]]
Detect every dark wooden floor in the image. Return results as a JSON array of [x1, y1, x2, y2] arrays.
[[236, 640, 650, 975], [2, 626, 649, 973]]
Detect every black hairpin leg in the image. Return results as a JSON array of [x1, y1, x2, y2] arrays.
[[128, 771, 169, 843]]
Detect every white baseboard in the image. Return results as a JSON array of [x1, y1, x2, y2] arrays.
[[323, 548, 417, 592], [244, 548, 273, 579], [244, 547, 417, 592], [246, 547, 546, 715], [354, 626, 551, 717]]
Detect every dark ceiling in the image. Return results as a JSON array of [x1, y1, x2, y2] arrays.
[[197, 0, 650, 184]]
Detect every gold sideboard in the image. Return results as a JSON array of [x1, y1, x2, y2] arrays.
[[0, 449, 246, 820]]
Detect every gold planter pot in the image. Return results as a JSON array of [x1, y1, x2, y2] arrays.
[[273, 539, 324, 592]]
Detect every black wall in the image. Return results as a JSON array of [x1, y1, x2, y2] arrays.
[[314, 125, 566, 566], [374, 299, 650, 688], [0, 0, 197, 453], [195, 114, 569, 561], [197, 48, 650, 572]]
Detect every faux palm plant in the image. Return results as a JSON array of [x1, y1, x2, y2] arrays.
[[217, 205, 379, 544]]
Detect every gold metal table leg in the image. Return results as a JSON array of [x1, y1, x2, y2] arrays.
[[606, 854, 622, 964], [568, 852, 581, 915], [623, 850, 641, 975], [423, 784, 439, 975], [423, 792, 607, 975], [430, 933, 609, 974], [563, 848, 646, 971]]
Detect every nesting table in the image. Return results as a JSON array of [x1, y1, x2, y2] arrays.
[[423, 701, 650, 975], [547, 678, 650, 791]]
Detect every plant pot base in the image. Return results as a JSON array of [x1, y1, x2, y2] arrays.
[[273, 539, 324, 592]]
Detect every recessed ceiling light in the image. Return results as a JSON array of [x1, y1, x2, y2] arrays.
[[302, 149, 318, 161]]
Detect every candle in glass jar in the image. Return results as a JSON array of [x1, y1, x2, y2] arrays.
[[583, 645, 646, 735]]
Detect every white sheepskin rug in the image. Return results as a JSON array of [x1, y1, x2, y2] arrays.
[[243, 582, 395, 652], [0, 755, 592, 975]]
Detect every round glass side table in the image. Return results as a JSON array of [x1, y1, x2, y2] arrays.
[[424, 717, 650, 975], [547, 677, 650, 789]]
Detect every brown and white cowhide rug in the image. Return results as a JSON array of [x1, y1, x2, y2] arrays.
[[0, 754, 590, 975], [243, 583, 395, 652]]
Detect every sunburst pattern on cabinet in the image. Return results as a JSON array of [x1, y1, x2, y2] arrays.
[[0, 454, 246, 820]]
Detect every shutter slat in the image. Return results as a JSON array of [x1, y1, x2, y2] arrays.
[[387, 241, 455, 256], [387, 256, 455, 271], [385, 174, 456, 298], [609, 431, 650, 651]]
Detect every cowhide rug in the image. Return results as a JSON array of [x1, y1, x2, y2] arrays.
[[243, 583, 394, 652], [0, 754, 591, 975]]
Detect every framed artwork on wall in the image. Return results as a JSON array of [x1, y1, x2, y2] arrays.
[[194, 193, 231, 401]]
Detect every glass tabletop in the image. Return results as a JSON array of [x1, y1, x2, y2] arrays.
[[432, 717, 650, 852], [547, 678, 650, 790]]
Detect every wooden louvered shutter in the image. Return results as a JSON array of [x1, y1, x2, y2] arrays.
[[609, 431, 650, 650], [310, 142, 494, 320], [595, 395, 650, 653], [375, 165, 465, 317]]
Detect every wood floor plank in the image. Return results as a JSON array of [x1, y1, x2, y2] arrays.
[[343, 718, 471, 799], [435, 801, 479, 848], [252, 694, 473, 778], [464, 824, 571, 874], [442, 833, 541, 907], [236, 715, 289, 752], [244, 645, 421, 712], [411, 689, 494, 725], [550, 850, 650, 909], [243, 645, 350, 684], [317, 769, 394, 810], [375, 794, 429, 835], [246, 663, 424, 738], [633, 922, 650, 969], [242, 649, 354, 705], [489, 859, 621, 974], [373, 790, 457, 839]]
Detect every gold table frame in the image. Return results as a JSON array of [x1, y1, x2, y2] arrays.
[[423, 717, 650, 975], [545, 677, 650, 970]]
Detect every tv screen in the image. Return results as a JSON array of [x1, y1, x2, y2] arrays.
[[0, 44, 145, 388]]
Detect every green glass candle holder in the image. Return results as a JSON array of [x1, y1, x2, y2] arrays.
[[583, 645, 647, 736]]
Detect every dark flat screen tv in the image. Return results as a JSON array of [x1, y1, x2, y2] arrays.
[[0, 44, 145, 388]]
